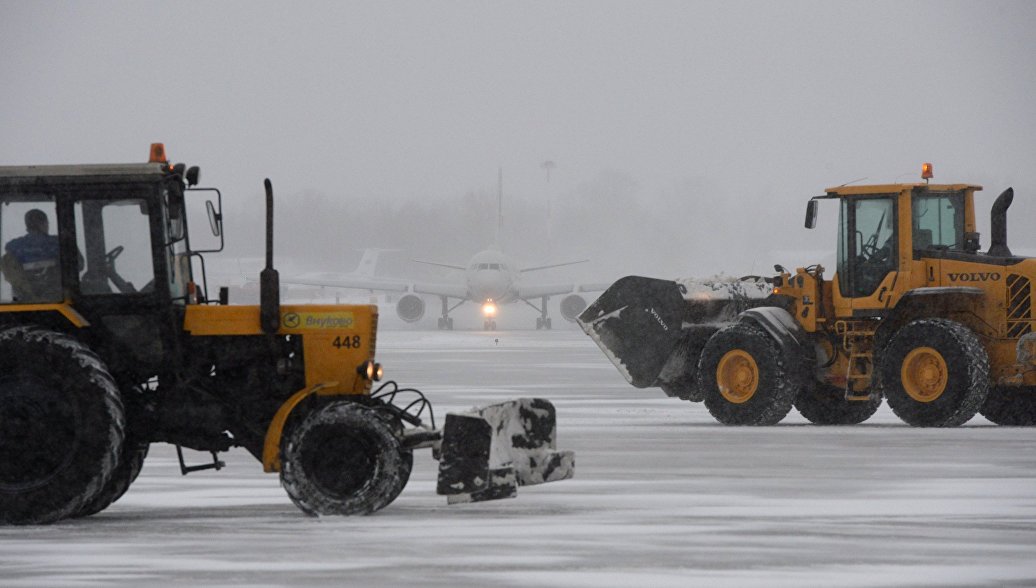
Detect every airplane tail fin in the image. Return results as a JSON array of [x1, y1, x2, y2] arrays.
[[353, 248, 399, 277]]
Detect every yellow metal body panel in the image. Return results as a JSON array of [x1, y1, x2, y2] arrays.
[[183, 303, 378, 396], [184, 303, 380, 472], [0, 303, 90, 327]]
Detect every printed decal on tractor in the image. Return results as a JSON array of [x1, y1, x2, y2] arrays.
[[282, 311, 355, 329]]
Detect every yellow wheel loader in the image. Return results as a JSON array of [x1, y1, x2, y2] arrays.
[[0, 144, 572, 525], [579, 164, 1036, 427]]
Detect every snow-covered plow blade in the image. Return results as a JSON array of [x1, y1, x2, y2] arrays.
[[436, 398, 574, 504], [576, 275, 773, 399]]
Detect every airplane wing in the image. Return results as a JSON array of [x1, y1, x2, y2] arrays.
[[518, 282, 610, 299], [281, 274, 469, 300]]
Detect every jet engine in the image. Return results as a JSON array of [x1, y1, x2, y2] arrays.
[[559, 294, 587, 322], [396, 294, 425, 323]]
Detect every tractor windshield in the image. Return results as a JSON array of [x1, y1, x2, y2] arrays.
[[75, 197, 156, 296]]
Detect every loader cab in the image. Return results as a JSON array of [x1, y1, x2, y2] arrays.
[[808, 181, 981, 318]]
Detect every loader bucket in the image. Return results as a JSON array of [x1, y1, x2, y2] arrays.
[[576, 275, 690, 388], [437, 398, 574, 504], [577, 275, 774, 391]]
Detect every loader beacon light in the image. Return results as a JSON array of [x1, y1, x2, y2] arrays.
[[356, 360, 384, 381], [921, 162, 933, 181], [482, 300, 497, 317]]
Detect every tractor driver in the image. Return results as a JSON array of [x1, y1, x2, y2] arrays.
[[1, 209, 62, 302]]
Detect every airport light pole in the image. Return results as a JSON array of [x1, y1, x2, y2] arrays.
[[541, 160, 556, 254]]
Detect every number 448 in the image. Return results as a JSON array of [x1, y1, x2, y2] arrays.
[[332, 335, 361, 349]]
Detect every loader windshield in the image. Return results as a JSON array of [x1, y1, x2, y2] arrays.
[[838, 195, 897, 297]]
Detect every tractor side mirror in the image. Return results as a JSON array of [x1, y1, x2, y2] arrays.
[[206, 200, 221, 237], [186, 166, 200, 187], [805, 199, 819, 229]]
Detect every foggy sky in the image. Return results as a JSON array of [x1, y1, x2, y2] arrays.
[[2, 1, 1035, 280]]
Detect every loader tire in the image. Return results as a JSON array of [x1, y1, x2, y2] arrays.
[[795, 384, 882, 425], [280, 401, 411, 516], [0, 327, 124, 525], [879, 319, 989, 427], [74, 441, 149, 518], [979, 386, 1036, 426], [698, 322, 799, 425]]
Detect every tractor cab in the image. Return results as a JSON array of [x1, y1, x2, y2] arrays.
[[0, 144, 218, 377]]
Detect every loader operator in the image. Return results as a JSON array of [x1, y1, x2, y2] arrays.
[[1, 209, 61, 302]]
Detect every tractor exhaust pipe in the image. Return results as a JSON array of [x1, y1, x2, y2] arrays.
[[260, 178, 281, 333], [988, 187, 1014, 258]]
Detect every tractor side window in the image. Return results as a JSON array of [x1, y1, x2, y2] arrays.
[[913, 191, 964, 251], [76, 199, 156, 295], [0, 196, 62, 303]]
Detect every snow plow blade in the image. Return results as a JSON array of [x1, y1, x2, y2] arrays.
[[576, 275, 774, 396], [436, 398, 574, 504]]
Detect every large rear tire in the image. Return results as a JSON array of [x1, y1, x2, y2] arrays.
[[795, 384, 882, 425], [879, 319, 989, 427], [698, 322, 799, 425], [0, 327, 125, 525], [979, 386, 1036, 426], [280, 401, 411, 516], [74, 441, 149, 518]]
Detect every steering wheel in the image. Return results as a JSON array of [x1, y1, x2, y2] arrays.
[[104, 245, 135, 293], [105, 245, 124, 265]]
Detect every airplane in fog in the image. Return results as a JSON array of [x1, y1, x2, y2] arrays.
[[283, 247, 605, 330], [283, 173, 606, 330]]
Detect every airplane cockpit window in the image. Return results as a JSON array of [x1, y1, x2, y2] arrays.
[[489, 263, 500, 270]]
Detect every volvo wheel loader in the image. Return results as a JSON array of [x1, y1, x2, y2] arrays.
[[579, 164, 1036, 427], [0, 144, 573, 525]]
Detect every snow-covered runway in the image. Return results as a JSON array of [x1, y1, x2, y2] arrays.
[[2, 329, 1034, 586]]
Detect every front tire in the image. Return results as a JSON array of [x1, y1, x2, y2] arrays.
[[280, 402, 411, 516], [980, 386, 1036, 425], [698, 322, 799, 425], [0, 327, 125, 525], [879, 319, 989, 427]]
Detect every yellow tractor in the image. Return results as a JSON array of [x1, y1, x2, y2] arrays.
[[0, 144, 572, 525], [579, 164, 1036, 427]]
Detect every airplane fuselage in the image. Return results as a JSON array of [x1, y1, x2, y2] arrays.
[[464, 249, 519, 304]]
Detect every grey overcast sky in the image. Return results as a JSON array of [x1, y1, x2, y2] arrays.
[[2, 1, 1034, 274]]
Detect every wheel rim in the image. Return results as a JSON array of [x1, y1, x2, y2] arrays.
[[901, 347, 948, 403], [0, 373, 80, 491], [716, 349, 759, 404]]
